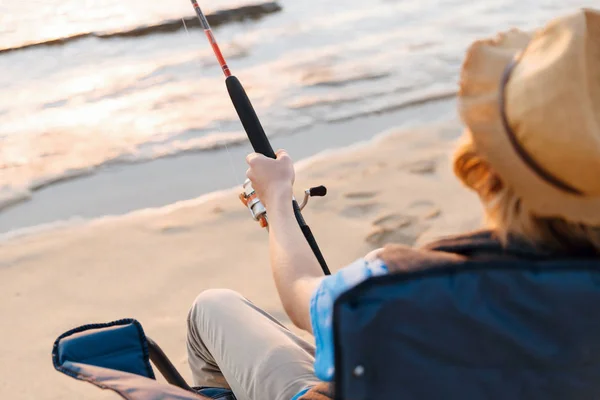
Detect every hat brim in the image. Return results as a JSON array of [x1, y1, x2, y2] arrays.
[[458, 29, 600, 225]]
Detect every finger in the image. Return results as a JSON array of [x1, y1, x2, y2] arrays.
[[275, 149, 288, 158], [246, 167, 253, 181], [246, 152, 262, 165], [276, 150, 290, 161]]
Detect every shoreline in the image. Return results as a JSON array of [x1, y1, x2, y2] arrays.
[[0, 97, 456, 236]]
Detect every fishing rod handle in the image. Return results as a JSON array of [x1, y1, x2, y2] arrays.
[[226, 75, 331, 275], [226, 76, 276, 159]]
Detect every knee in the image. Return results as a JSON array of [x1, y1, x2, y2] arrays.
[[189, 288, 244, 319]]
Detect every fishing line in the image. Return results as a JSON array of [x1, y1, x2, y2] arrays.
[[180, 17, 241, 187]]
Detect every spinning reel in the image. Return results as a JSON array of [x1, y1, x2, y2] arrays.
[[239, 179, 327, 229]]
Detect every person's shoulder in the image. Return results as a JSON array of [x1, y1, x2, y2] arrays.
[[421, 229, 498, 253], [378, 232, 482, 273]]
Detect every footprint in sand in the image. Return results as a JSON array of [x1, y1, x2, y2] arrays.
[[159, 225, 193, 234], [366, 226, 427, 247], [341, 202, 380, 218], [366, 213, 424, 247], [341, 191, 381, 218], [365, 201, 442, 247], [399, 159, 437, 175], [407, 200, 442, 220], [372, 213, 415, 229], [344, 191, 378, 199]]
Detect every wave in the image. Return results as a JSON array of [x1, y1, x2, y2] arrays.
[[0, 188, 32, 214], [0, 118, 462, 243], [0, 1, 282, 55], [326, 87, 457, 123], [0, 87, 455, 219], [0, 167, 96, 214], [0, 130, 252, 215]]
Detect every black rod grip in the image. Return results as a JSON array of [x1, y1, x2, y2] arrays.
[[226, 75, 276, 159]]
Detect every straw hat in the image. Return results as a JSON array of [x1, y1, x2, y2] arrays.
[[458, 8, 600, 225]]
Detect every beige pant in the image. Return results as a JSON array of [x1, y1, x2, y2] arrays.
[[186, 289, 321, 400]]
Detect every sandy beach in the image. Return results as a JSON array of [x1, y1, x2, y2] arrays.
[[0, 119, 483, 399]]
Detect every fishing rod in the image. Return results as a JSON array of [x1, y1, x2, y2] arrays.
[[189, 0, 331, 276]]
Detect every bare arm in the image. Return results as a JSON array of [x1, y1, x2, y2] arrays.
[[246, 150, 385, 333], [266, 191, 385, 329], [265, 187, 324, 333], [246, 150, 323, 333]]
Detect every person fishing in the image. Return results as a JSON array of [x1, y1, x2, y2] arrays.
[[186, 8, 600, 400]]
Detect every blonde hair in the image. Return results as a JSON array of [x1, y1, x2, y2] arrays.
[[453, 132, 600, 255]]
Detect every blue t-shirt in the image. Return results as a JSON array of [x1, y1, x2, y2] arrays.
[[292, 257, 389, 399]]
